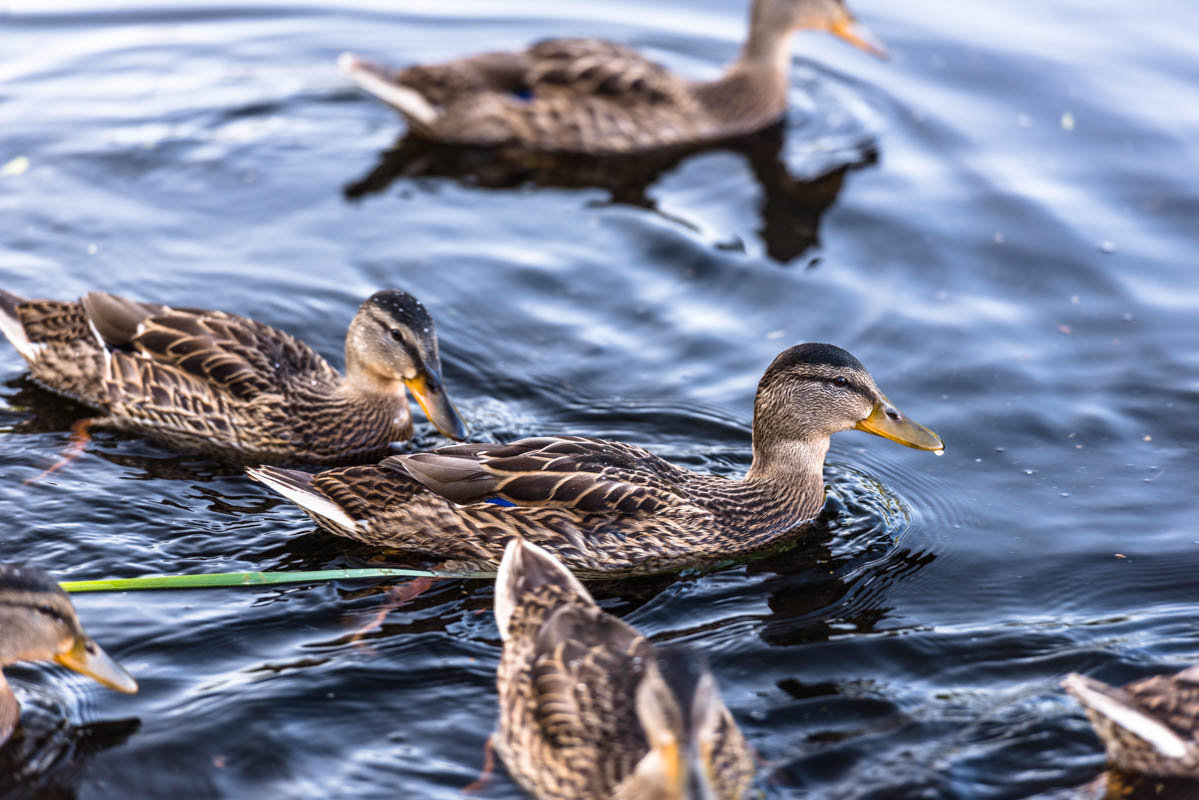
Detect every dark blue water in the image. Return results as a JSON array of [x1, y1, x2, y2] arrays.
[[1, 0, 1198, 797]]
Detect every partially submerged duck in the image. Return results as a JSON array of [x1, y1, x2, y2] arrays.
[[0, 289, 467, 465], [249, 343, 942, 576], [0, 564, 137, 747], [494, 538, 753, 799], [1064, 665, 1199, 778], [339, 0, 886, 155]]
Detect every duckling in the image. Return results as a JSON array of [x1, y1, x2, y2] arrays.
[[494, 538, 753, 799], [0, 564, 137, 747], [0, 288, 467, 466], [1064, 665, 1199, 778], [339, 0, 886, 154], [248, 343, 942, 576]]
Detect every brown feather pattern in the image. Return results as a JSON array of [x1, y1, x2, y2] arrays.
[[495, 541, 752, 799], [0, 290, 421, 464], [261, 433, 819, 576], [250, 343, 941, 575]]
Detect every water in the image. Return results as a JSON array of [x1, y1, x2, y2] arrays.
[[1, 0, 1197, 797]]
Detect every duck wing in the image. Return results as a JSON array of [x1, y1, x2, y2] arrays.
[[523, 38, 681, 104], [386, 435, 696, 514], [82, 292, 340, 401]]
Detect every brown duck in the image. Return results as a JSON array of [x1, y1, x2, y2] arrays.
[[1064, 665, 1199, 778], [338, 0, 886, 155], [0, 289, 467, 465], [494, 538, 753, 799], [248, 343, 942, 576], [0, 564, 137, 747]]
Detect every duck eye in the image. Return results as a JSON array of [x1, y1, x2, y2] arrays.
[[832, 376, 849, 387], [389, 328, 405, 343]]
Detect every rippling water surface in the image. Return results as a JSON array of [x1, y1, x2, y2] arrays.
[[1, 0, 1198, 797]]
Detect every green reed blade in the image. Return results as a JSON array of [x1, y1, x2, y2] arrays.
[[59, 567, 495, 593]]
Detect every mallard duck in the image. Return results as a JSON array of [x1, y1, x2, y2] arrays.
[[248, 343, 942, 576], [0, 564, 138, 747], [494, 538, 753, 799], [338, 0, 886, 155], [0, 288, 467, 465], [1064, 665, 1199, 778]]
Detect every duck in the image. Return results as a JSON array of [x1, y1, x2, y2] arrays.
[[338, 0, 886, 155], [248, 343, 942, 576], [0, 288, 467, 466], [0, 564, 138, 747], [493, 538, 754, 799], [1063, 664, 1199, 778]]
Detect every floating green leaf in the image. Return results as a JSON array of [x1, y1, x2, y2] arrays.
[[60, 567, 494, 593]]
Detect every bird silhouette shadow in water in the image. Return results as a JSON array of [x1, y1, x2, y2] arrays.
[[343, 121, 877, 265]]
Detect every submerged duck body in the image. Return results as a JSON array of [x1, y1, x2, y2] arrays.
[[0, 288, 467, 465], [494, 539, 753, 799], [1064, 665, 1199, 778], [0, 564, 137, 747], [339, 0, 885, 155], [249, 343, 942, 576]]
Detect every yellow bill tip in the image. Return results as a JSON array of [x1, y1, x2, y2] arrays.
[[404, 372, 469, 441], [832, 19, 890, 60], [854, 402, 943, 452], [56, 637, 139, 694]]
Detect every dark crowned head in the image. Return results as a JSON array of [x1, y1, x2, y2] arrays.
[[752, 343, 942, 453], [344, 289, 468, 440]]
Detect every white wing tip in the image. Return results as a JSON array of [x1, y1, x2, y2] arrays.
[[248, 467, 359, 533], [0, 303, 37, 362], [1064, 672, 1190, 760], [337, 51, 360, 76], [337, 51, 438, 128]]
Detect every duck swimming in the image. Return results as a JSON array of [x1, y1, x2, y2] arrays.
[[0, 564, 137, 747], [0, 289, 467, 466], [339, 0, 886, 155], [494, 538, 753, 799], [249, 343, 942, 576]]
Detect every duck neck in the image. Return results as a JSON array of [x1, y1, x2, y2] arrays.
[[738, 1, 796, 74], [697, 9, 793, 133], [739, 437, 830, 529], [0, 670, 17, 748]]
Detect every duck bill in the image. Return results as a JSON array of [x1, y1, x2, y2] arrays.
[[55, 636, 138, 694], [854, 398, 943, 451], [831, 18, 889, 60], [405, 370, 469, 441]]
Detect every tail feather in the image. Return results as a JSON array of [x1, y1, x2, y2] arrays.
[[1062, 672, 1189, 760], [495, 539, 593, 641], [246, 466, 360, 533], [0, 289, 37, 362], [339, 52, 439, 133]]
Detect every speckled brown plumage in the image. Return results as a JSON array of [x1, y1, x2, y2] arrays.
[[339, 0, 885, 155], [0, 288, 466, 465], [493, 539, 753, 799], [1064, 665, 1199, 778], [0, 564, 137, 747], [249, 343, 942, 576]]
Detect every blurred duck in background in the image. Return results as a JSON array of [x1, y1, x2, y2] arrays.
[[1064, 665, 1199, 779], [339, 0, 885, 155], [0, 564, 137, 747]]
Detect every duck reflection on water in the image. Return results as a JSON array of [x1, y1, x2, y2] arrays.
[[344, 122, 877, 265]]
